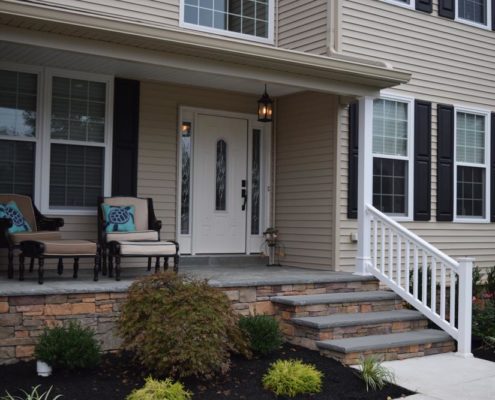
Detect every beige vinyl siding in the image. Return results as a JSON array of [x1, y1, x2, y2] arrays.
[[341, 0, 495, 107], [277, 0, 328, 55], [337, 0, 495, 273], [275, 92, 337, 269], [13, 0, 180, 28]]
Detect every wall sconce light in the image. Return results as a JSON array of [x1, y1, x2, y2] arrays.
[[257, 84, 273, 122]]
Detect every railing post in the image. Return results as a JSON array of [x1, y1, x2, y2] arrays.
[[456, 257, 474, 358], [355, 96, 374, 276]]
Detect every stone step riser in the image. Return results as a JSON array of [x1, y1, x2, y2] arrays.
[[277, 299, 404, 319], [284, 319, 428, 344], [319, 340, 456, 365]]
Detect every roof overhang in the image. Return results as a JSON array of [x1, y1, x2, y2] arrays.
[[0, 1, 411, 97]]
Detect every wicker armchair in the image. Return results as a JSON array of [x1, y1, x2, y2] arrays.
[[97, 196, 162, 274], [0, 194, 64, 279]]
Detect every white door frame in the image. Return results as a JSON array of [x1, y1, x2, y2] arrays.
[[176, 106, 272, 255]]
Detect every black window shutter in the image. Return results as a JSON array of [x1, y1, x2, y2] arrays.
[[347, 102, 359, 219], [491, 113, 495, 221], [416, 0, 433, 13], [438, 0, 455, 19], [112, 78, 140, 196], [414, 100, 432, 221], [436, 104, 455, 221], [492, 0, 495, 30]]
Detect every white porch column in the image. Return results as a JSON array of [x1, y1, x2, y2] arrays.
[[457, 257, 474, 358], [355, 96, 374, 276]]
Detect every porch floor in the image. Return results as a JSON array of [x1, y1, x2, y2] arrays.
[[0, 264, 374, 296]]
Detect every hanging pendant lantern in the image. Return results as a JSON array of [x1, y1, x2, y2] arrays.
[[257, 84, 273, 122]]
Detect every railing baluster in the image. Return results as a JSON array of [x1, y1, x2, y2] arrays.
[[431, 258, 437, 313], [450, 269, 456, 328], [405, 240, 410, 294], [440, 263, 446, 320], [381, 224, 385, 274], [373, 217, 377, 269], [389, 229, 394, 281], [397, 235, 402, 289], [413, 245, 419, 299], [422, 251, 428, 306]]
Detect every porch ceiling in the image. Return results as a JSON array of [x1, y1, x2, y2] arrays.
[[0, 8, 412, 97], [0, 41, 299, 97]]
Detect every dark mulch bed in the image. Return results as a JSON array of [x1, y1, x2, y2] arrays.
[[473, 346, 495, 362], [0, 344, 413, 399]]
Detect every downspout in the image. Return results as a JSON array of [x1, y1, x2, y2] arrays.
[[326, 0, 394, 69]]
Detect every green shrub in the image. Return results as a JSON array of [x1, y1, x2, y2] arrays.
[[486, 267, 495, 295], [1, 385, 62, 400], [473, 266, 484, 298], [262, 359, 323, 397], [126, 377, 192, 400], [34, 321, 101, 370], [118, 272, 250, 379], [238, 315, 283, 355], [473, 300, 495, 339], [358, 356, 395, 392]]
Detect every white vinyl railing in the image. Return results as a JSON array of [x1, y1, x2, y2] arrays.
[[361, 203, 473, 357]]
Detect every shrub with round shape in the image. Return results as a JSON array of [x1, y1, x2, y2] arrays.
[[126, 377, 192, 400], [34, 321, 101, 370], [238, 315, 283, 356], [262, 359, 323, 397], [118, 272, 250, 379]]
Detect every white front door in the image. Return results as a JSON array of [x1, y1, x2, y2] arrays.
[[192, 114, 248, 253]]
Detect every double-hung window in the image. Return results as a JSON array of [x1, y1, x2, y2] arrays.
[[454, 108, 490, 221], [0, 68, 39, 198], [383, 0, 415, 9], [372, 96, 413, 219], [181, 0, 274, 43], [456, 0, 491, 28], [0, 65, 113, 214]]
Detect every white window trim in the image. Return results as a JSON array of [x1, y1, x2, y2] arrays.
[[0, 62, 44, 208], [371, 93, 415, 222], [179, 0, 275, 44], [453, 105, 491, 223], [383, 0, 415, 10], [40, 68, 113, 216], [455, 0, 492, 30]]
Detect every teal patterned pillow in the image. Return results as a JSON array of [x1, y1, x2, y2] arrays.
[[102, 204, 136, 233], [0, 201, 32, 234]]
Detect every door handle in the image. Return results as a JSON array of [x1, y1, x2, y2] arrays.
[[242, 188, 247, 211]]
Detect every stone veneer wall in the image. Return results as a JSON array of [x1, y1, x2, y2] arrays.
[[0, 281, 375, 365]]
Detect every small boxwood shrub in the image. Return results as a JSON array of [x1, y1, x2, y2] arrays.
[[126, 377, 192, 400], [118, 272, 250, 379], [238, 315, 283, 355], [262, 359, 323, 397], [34, 321, 101, 369]]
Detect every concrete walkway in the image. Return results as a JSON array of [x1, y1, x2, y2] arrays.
[[381, 353, 495, 400]]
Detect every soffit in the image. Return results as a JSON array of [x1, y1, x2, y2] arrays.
[[0, 7, 411, 96]]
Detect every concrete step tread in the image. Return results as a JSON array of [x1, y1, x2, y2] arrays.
[[316, 329, 453, 353], [292, 310, 425, 329], [271, 290, 399, 306]]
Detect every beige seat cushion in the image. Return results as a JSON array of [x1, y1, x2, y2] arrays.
[[41, 240, 97, 256], [118, 241, 177, 256], [11, 231, 62, 245], [0, 194, 37, 232], [102, 197, 149, 231], [106, 230, 159, 242]]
